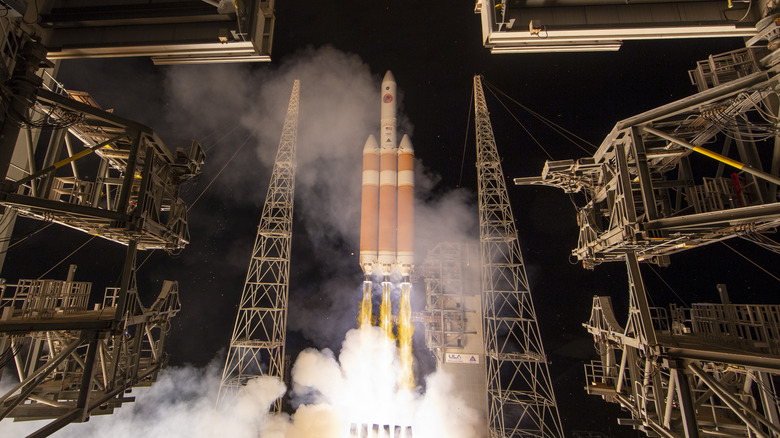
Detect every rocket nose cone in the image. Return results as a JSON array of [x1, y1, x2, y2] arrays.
[[364, 134, 379, 151], [398, 134, 413, 153], [382, 70, 395, 84]]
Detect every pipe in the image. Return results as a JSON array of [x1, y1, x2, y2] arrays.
[[642, 126, 780, 187]]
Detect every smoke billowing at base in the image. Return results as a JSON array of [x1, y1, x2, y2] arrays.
[[0, 327, 480, 438], [0, 47, 480, 436]]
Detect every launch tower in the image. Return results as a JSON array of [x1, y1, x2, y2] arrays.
[[473, 75, 564, 437], [217, 80, 300, 410]]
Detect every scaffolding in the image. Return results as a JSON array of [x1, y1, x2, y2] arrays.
[[516, 45, 780, 437], [0, 259, 182, 437]]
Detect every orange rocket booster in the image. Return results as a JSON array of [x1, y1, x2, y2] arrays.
[[397, 134, 414, 278], [359, 135, 380, 276]]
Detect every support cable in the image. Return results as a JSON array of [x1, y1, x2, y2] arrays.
[[188, 129, 256, 212], [36, 235, 96, 279], [458, 87, 474, 188], [721, 241, 780, 283], [1, 222, 53, 253], [202, 124, 241, 153], [484, 84, 554, 160], [483, 79, 598, 152], [137, 250, 156, 271], [647, 264, 689, 306]]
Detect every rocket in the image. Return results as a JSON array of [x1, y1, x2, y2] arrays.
[[358, 71, 416, 388], [359, 71, 414, 280]]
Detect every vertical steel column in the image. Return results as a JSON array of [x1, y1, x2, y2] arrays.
[[670, 362, 699, 438]]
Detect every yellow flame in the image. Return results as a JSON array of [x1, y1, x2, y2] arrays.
[[398, 282, 415, 390], [359, 281, 373, 328], [379, 282, 394, 340]]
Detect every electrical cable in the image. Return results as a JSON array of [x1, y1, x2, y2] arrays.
[[740, 231, 780, 255], [0, 341, 23, 368]]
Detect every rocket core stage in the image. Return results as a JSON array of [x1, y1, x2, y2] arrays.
[[358, 71, 415, 390]]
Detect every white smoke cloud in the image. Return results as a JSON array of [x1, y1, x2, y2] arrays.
[[1, 328, 481, 438], [0, 358, 283, 437]]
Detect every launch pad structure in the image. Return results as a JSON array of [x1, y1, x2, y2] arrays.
[[217, 80, 300, 410], [473, 75, 564, 438], [515, 40, 780, 436], [0, 6, 213, 435]]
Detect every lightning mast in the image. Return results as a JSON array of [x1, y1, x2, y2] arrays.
[[473, 75, 564, 438], [217, 80, 300, 410]]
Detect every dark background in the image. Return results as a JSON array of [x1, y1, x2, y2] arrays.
[[2, 1, 779, 435]]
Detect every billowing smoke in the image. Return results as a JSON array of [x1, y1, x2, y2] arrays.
[[0, 328, 480, 437], [0, 359, 284, 437], [0, 46, 481, 436], [160, 46, 476, 348]]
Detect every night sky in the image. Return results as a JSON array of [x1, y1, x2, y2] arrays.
[[2, 1, 779, 436]]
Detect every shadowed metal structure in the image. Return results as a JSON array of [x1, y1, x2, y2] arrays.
[[217, 80, 300, 410], [0, 23, 202, 432], [516, 44, 780, 437], [1, 0, 275, 65], [474, 75, 564, 438], [0, 268, 181, 437], [473, 0, 766, 53]]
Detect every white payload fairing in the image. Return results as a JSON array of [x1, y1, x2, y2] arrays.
[[360, 71, 414, 280]]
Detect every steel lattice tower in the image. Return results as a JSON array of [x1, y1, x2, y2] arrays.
[[473, 76, 564, 438], [217, 80, 300, 410]]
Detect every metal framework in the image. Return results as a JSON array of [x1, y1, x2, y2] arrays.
[[0, 86, 204, 251], [217, 80, 299, 409], [0, 249, 182, 437], [516, 46, 780, 269], [0, 21, 202, 435], [418, 242, 473, 363], [474, 75, 564, 438], [584, 259, 780, 438], [473, 0, 763, 54], [514, 45, 780, 437], [0, 1, 275, 65]]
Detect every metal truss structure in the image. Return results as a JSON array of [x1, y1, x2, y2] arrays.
[[474, 75, 564, 438], [0, 1, 275, 65], [0, 85, 204, 251], [0, 20, 202, 435], [584, 253, 780, 438], [514, 45, 780, 437], [0, 249, 182, 437], [416, 242, 480, 365], [217, 80, 299, 410], [516, 46, 780, 269]]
